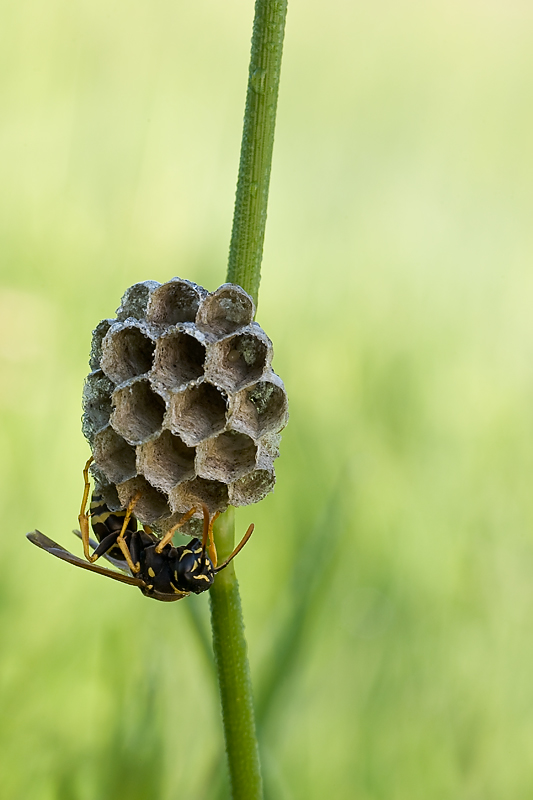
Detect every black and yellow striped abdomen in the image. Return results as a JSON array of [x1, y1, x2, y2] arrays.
[[90, 493, 138, 560]]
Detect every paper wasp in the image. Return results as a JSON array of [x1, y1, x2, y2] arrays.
[[27, 458, 254, 602]]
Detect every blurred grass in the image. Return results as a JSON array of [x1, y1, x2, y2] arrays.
[[3, 0, 533, 797]]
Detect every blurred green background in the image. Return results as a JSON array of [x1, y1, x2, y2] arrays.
[[2, 0, 533, 797]]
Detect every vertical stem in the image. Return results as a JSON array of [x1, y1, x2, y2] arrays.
[[226, 0, 288, 306], [209, 509, 263, 800], [210, 2, 288, 796]]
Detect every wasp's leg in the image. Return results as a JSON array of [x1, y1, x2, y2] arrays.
[[79, 456, 97, 563], [115, 491, 142, 573], [91, 530, 121, 560], [206, 509, 221, 566], [154, 507, 198, 553], [129, 530, 143, 568]]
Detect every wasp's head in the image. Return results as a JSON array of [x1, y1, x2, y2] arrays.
[[171, 538, 215, 594]]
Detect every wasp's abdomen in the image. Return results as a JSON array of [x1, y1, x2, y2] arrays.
[[90, 494, 138, 543]]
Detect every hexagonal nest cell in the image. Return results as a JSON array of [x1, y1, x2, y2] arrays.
[[152, 329, 206, 391], [147, 279, 204, 326], [232, 379, 289, 439], [137, 430, 195, 493], [196, 284, 254, 336], [82, 278, 288, 528], [167, 382, 228, 446], [111, 380, 166, 445], [101, 325, 156, 384], [116, 281, 161, 321], [196, 431, 257, 483], [92, 427, 137, 485], [206, 328, 271, 392], [117, 476, 171, 526], [171, 477, 229, 516]]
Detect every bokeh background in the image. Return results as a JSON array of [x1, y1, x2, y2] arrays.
[[2, 0, 533, 797]]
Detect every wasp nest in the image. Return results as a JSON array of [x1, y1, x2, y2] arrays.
[[82, 279, 288, 534]]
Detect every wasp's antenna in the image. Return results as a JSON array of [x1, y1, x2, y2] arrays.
[[213, 523, 254, 574]]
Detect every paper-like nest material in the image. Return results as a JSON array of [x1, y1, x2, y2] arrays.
[[82, 279, 288, 534]]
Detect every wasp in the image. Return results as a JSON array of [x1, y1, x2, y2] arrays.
[[27, 458, 254, 602]]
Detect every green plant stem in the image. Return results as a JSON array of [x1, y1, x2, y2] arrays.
[[209, 509, 262, 800], [226, 0, 288, 306], [210, 2, 288, 796]]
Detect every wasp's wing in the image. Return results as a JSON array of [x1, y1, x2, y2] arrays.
[[71, 529, 128, 572], [27, 531, 146, 588]]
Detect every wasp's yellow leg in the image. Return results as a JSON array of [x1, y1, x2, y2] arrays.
[[116, 491, 142, 573], [79, 456, 97, 563], [207, 510, 220, 567], [154, 507, 198, 553]]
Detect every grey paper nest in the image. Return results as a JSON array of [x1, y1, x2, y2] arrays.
[[82, 278, 288, 535]]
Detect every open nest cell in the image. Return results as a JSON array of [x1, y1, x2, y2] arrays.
[[147, 279, 204, 326], [196, 284, 254, 336], [232, 379, 288, 439], [92, 427, 137, 485], [111, 380, 166, 444], [116, 476, 172, 526], [102, 325, 156, 385], [137, 430, 196, 493], [196, 431, 257, 483], [152, 329, 206, 390], [206, 329, 270, 392], [171, 477, 230, 516], [167, 382, 228, 446]]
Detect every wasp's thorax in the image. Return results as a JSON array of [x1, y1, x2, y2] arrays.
[[134, 535, 215, 600]]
